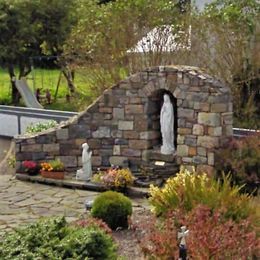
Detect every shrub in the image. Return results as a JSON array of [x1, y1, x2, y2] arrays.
[[26, 120, 58, 134], [91, 191, 132, 230], [139, 211, 179, 259], [73, 216, 112, 235], [215, 134, 260, 194], [0, 217, 117, 260], [186, 205, 259, 259], [149, 167, 255, 222], [139, 205, 258, 259]]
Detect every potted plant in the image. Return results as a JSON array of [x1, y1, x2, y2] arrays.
[[92, 166, 134, 192], [40, 159, 65, 180], [22, 160, 40, 175]]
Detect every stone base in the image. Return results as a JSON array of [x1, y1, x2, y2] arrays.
[[143, 149, 176, 163], [138, 147, 179, 182], [137, 147, 179, 185], [140, 162, 179, 179]]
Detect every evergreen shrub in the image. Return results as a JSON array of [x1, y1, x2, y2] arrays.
[[0, 217, 117, 260], [91, 191, 132, 230]]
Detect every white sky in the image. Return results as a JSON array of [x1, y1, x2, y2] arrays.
[[194, 0, 214, 10]]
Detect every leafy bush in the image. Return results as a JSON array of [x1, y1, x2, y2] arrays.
[[91, 191, 132, 230], [0, 217, 117, 260], [149, 167, 255, 222], [139, 205, 258, 259], [215, 134, 260, 194], [26, 120, 58, 134]]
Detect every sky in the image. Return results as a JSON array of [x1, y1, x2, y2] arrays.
[[194, 0, 214, 10]]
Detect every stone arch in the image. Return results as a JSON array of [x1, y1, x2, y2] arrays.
[[15, 66, 233, 176]]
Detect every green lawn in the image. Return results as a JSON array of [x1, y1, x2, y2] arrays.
[[0, 68, 95, 111]]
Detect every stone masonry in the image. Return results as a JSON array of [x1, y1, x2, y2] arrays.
[[15, 65, 233, 175]]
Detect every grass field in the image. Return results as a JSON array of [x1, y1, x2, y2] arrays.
[[0, 68, 95, 111]]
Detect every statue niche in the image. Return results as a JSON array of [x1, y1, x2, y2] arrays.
[[160, 93, 175, 154], [145, 90, 177, 156]]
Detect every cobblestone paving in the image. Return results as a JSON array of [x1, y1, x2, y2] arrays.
[[0, 175, 149, 236]]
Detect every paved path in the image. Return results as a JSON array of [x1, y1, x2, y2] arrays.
[[0, 175, 149, 236]]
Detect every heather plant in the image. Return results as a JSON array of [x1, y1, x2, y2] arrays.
[[186, 205, 259, 259], [149, 167, 255, 222], [139, 205, 259, 259], [73, 217, 112, 235], [215, 134, 260, 194], [139, 211, 179, 259]]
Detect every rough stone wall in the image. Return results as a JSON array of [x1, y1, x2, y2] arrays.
[[15, 66, 233, 175]]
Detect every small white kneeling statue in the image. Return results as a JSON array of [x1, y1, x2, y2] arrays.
[[160, 94, 175, 154], [76, 142, 92, 181]]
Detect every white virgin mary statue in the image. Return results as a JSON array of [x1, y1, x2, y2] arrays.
[[160, 94, 175, 154], [76, 142, 92, 181]]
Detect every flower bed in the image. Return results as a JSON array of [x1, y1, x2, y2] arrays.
[[92, 166, 134, 191]]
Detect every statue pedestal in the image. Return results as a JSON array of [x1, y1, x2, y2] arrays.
[[143, 148, 176, 163], [138, 148, 179, 185], [76, 169, 91, 181]]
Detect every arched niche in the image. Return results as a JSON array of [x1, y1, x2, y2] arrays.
[[146, 89, 178, 150]]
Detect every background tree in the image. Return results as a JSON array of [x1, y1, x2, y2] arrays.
[[0, 0, 76, 104], [32, 0, 77, 93], [189, 0, 260, 128], [0, 0, 39, 104], [64, 0, 187, 93], [65, 0, 259, 127]]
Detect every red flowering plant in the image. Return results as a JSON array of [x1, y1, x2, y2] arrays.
[[72, 217, 112, 235], [22, 160, 40, 175]]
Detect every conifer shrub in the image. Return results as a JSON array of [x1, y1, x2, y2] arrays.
[[91, 191, 132, 230], [0, 217, 117, 260]]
